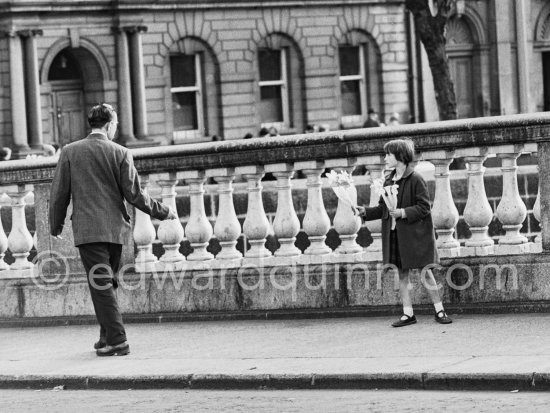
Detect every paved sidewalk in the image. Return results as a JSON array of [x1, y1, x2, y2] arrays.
[[0, 313, 549, 391]]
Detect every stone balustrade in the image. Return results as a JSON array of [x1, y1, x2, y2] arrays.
[[0, 112, 548, 278]]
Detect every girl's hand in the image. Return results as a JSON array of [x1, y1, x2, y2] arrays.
[[389, 208, 403, 219], [354, 206, 366, 216]]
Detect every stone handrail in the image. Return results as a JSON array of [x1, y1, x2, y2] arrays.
[[0, 112, 548, 276]]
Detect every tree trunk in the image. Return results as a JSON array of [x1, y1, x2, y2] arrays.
[[406, 0, 457, 120]]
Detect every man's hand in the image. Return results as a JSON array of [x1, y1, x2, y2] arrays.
[[166, 208, 178, 220]]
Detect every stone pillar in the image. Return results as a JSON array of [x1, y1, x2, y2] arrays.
[[326, 159, 362, 256], [156, 175, 185, 270], [461, 153, 494, 256], [425, 151, 460, 257], [538, 142, 550, 252], [515, 0, 530, 113], [7, 32, 30, 153], [7, 185, 34, 271], [20, 29, 43, 149], [181, 171, 214, 261], [113, 27, 136, 145], [360, 155, 385, 261], [494, 148, 529, 254], [494, 0, 515, 114], [237, 166, 272, 260], [0, 202, 10, 272], [296, 161, 331, 260], [133, 175, 158, 273], [207, 168, 242, 262], [125, 26, 148, 140], [532, 177, 542, 252], [266, 163, 301, 259]]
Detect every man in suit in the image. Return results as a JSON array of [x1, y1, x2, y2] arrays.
[[49, 103, 177, 356], [363, 108, 381, 128]]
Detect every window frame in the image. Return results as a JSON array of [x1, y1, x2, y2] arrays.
[[339, 44, 368, 127], [170, 53, 204, 141], [258, 47, 290, 131]]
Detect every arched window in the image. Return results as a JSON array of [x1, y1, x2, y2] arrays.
[[338, 30, 383, 128], [168, 38, 221, 143], [256, 34, 305, 134]]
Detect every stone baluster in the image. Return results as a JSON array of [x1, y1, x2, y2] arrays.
[[7, 185, 34, 270], [326, 159, 362, 256], [265, 163, 301, 258], [358, 155, 385, 261], [156, 174, 185, 270], [532, 179, 542, 252], [295, 161, 331, 261], [133, 175, 158, 272], [181, 171, 213, 261], [0, 199, 9, 271], [236, 166, 272, 259], [459, 149, 494, 256], [493, 146, 530, 254], [207, 168, 242, 262], [424, 151, 461, 257]]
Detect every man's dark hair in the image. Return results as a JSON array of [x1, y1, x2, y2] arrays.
[[384, 138, 415, 165], [88, 104, 115, 128]]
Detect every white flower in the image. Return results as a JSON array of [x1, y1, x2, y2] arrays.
[[326, 170, 358, 209]]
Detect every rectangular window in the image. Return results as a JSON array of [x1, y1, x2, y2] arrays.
[[259, 48, 289, 130], [339, 45, 367, 125], [170, 54, 204, 140]]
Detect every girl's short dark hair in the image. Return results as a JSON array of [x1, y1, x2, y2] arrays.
[[88, 103, 115, 128], [383, 138, 415, 165]]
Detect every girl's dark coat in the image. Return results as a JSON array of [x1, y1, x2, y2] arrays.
[[363, 165, 439, 270]]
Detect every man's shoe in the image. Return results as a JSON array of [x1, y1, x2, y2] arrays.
[[391, 314, 417, 327], [96, 341, 130, 357], [94, 338, 107, 350], [435, 310, 452, 324]]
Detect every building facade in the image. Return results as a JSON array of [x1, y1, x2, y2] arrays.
[[0, 0, 549, 156]]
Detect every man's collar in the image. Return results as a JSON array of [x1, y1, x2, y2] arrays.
[[89, 130, 108, 140]]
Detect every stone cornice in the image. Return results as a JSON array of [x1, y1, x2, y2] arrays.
[[0, 112, 549, 186]]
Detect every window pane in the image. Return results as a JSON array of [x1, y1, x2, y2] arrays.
[[170, 55, 196, 87], [172, 92, 198, 130], [260, 85, 283, 123], [259, 49, 281, 81], [341, 80, 361, 116], [339, 46, 360, 76]]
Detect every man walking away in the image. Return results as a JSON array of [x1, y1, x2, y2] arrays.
[[49, 103, 177, 356]]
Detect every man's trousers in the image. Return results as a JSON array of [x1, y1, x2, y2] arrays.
[[78, 242, 127, 346]]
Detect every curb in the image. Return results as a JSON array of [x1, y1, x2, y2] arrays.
[[0, 373, 548, 391]]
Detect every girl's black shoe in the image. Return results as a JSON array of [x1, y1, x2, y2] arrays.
[[435, 310, 452, 324], [391, 314, 417, 327]]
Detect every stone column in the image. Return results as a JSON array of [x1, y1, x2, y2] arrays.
[[181, 171, 213, 261], [7, 31, 30, 153], [156, 175, 185, 270], [0, 202, 9, 272], [133, 175, 158, 273], [539, 142, 550, 252], [515, 0, 530, 113], [424, 151, 460, 257], [266, 163, 301, 259], [207, 168, 242, 262], [20, 29, 43, 149], [7, 185, 34, 271], [326, 159, 362, 256], [237, 166, 272, 260], [296, 161, 331, 261], [125, 26, 148, 140], [113, 27, 136, 145], [532, 178, 542, 252], [359, 155, 385, 261], [461, 152, 494, 256], [494, 147, 529, 254]]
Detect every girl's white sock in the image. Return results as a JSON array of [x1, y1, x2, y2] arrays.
[[402, 306, 414, 319], [434, 302, 444, 314]]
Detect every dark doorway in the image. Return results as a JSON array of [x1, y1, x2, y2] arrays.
[[543, 52, 550, 111]]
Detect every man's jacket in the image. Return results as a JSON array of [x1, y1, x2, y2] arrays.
[[49, 133, 170, 246]]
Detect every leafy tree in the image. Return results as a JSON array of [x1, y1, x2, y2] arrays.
[[405, 0, 457, 120]]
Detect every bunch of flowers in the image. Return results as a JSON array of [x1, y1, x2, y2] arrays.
[[326, 170, 358, 212], [371, 178, 399, 229]]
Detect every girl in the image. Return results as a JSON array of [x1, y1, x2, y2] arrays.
[[356, 139, 452, 327]]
